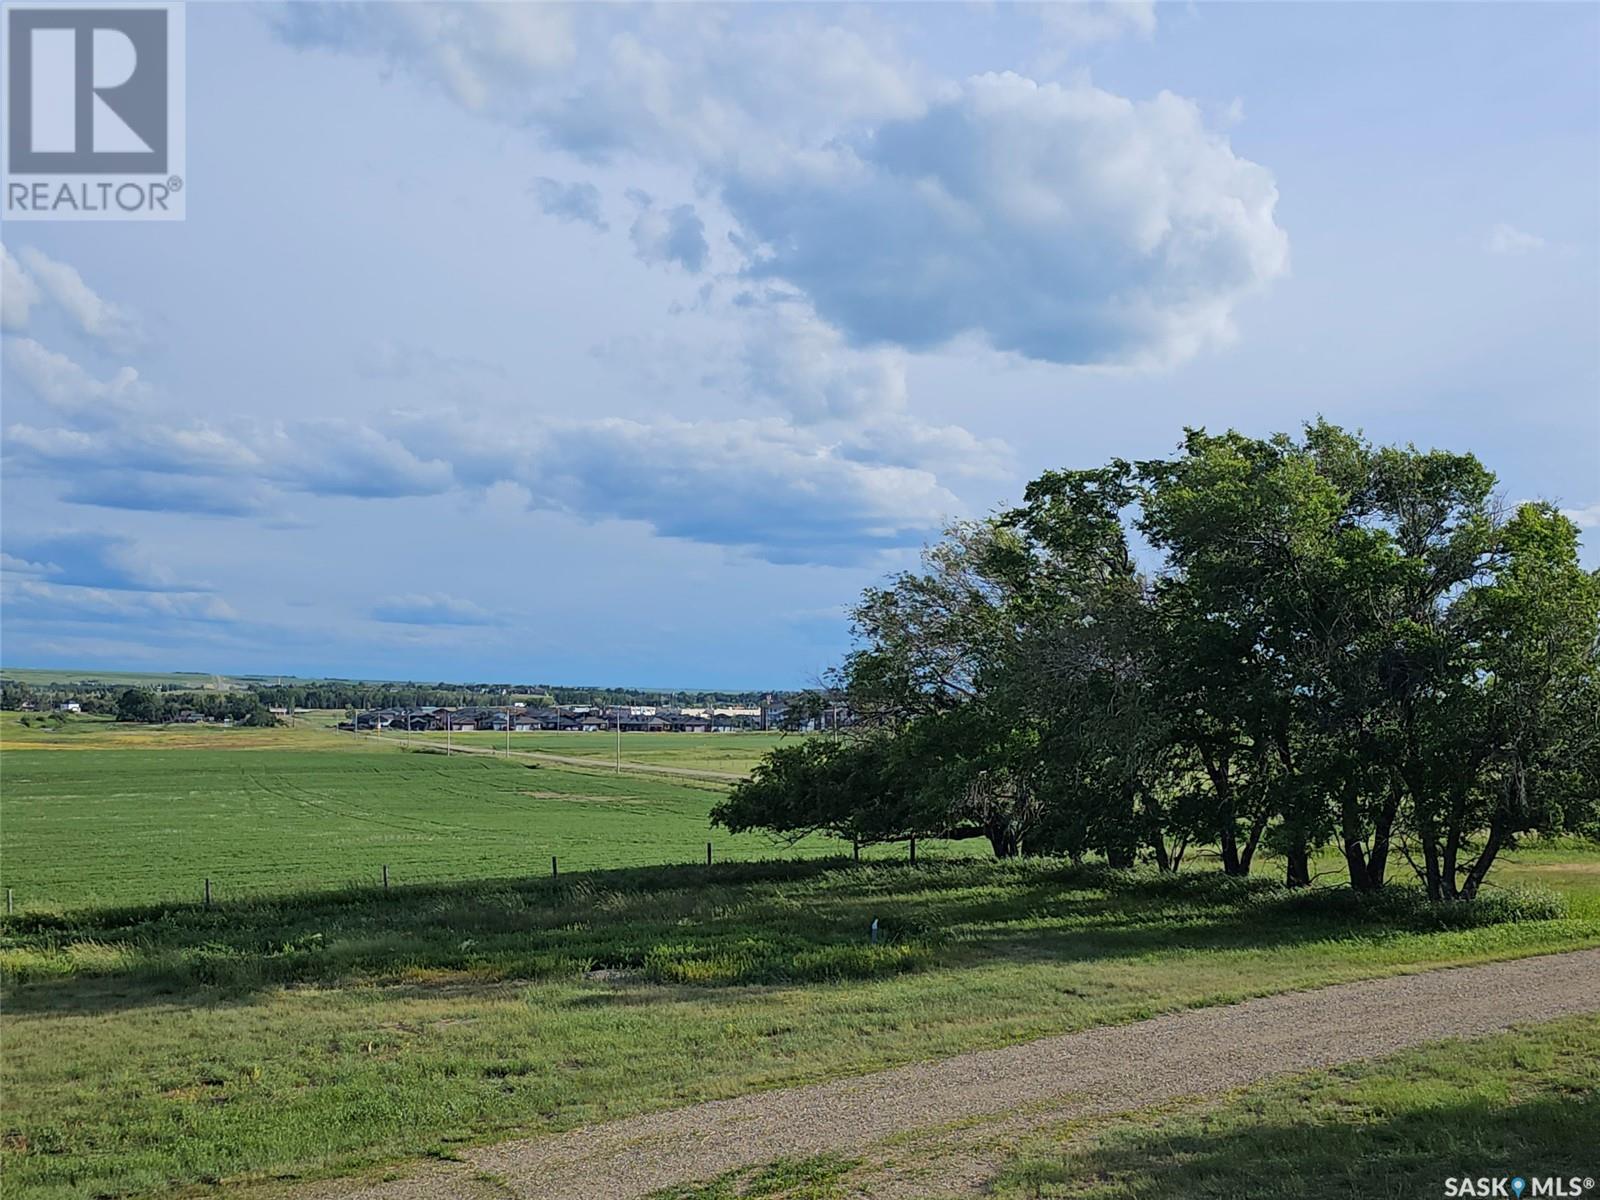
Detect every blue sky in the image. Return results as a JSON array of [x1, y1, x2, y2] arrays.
[[2, 1, 1596, 688]]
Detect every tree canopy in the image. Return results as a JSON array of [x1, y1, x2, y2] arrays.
[[713, 422, 1600, 900]]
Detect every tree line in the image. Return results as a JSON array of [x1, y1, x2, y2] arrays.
[[113, 689, 277, 726], [714, 422, 1600, 901]]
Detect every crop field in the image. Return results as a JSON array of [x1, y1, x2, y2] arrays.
[[368, 727, 801, 775], [0, 718, 870, 912], [0, 667, 242, 688]]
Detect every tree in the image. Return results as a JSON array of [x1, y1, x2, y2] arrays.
[[115, 687, 159, 723], [730, 422, 1598, 901], [1402, 504, 1600, 898]]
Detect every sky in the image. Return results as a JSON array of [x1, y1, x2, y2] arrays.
[[1, 1, 1596, 689]]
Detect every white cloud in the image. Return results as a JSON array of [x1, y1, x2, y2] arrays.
[[1036, 2, 1157, 48], [3, 336, 149, 424], [384, 405, 962, 563], [1485, 223, 1547, 255], [261, 419, 454, 498], [727, 73, 1288, 368], [741, 305, 909, 424], [372, 593, 495, 625], [1, 245, 41, 332], [1, 577, 238, 624], [273, 12, 1285, 371], [1561, 502, 1600, 530], [16, 246, 140, 347], [274, 2, 576, 110], [629, 199, 709, 273]]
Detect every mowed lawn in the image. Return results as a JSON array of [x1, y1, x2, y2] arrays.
[[0, 718, 859, 911]]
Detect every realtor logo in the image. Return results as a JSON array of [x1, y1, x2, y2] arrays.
[[3, 3, 186, 219]]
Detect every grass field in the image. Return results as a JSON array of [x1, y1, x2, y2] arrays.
[[0, 718, 861, 911], [3, 717, 1598, 1199], [371, 727, 801, 775], [0, 667, 241, 688], [990, 1014, 1600, 1199], [672, 1014, 1600, 1200], [4, 856, 1598, 1199]]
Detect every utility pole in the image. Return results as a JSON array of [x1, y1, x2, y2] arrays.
[[615, 702, 622, 774]]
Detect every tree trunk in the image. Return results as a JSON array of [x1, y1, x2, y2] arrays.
[[986, 825, 1020, 859], [1339, 776, 1376, 892], [1239, 813, 1268, 876], [1366, 777, 1401, 889], [1203, 746, 1247, 876], [1460, 818, 1506, 901], [1284, 841, 1311, 888]]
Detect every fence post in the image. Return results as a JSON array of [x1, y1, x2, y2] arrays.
[[852, 838, 860, 863], [909, 836, 917, 866], [551, 855, 558, 879], [382, 864, 389, 891], [204, 877, 212, 908], [706, 841, 712, 867]]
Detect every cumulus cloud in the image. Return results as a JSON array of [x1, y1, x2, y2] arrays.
[[272, 2, 576, 109], [261, 420, 453, 498], [532, 177, 607, 230], [1035, 1, 1157, 47], [520, 415, 960, 564], [728, 73, 1288, 367], [273, 6, 922, 172], [6, 392, 958, 563], [5, 419, 260, 476], [275, 13, 1285, 370], [741, 305, 909, 424], [1485, 223, 1547, 255], [60, 472, 275, 517], [628, 198, 709, 273], [3, 336, 149, 424], [1, 577, 238, 624], [382, 407, 961, 564], [1, 245, 40, 331], [0, 531, 195, 591], [372, 593, 495, 625], [0, 530, 236, 629], [5, 412, 451, 508], [16, 246, 140, 348]]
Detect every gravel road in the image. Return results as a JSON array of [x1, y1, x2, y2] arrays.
[[294, 948, 1600, 1200]]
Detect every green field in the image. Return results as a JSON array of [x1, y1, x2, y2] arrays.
[[370, 727, 800, 775], [3, 718, 1599, 1199], [0, 719, 860, 911], [0, 667, 242, 688], [687, 1014, 1600, 1200], [990, 1014, 1600, 1200]]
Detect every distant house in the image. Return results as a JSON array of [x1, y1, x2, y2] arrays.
[[54, 701, 82, 713]]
